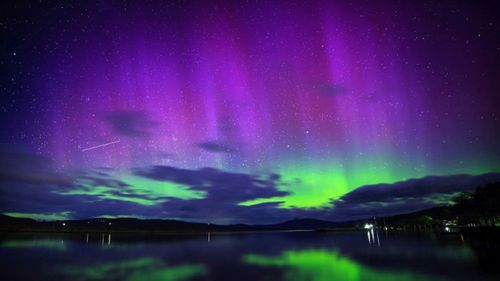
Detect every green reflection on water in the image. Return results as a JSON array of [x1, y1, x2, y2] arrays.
[[244, 249, 436, 281], [62, 257, 205, 281], [1, 239, 67, 250]]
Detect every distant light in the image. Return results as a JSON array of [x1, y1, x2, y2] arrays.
[[108, 222, 112, 225], [364, 223, 373, 229], [444, 226, 450, 232], [62, 222, 66, 227]]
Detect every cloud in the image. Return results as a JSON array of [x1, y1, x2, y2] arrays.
[[104, 110, 157, 137], [2, 147, 499, 224], [338, 173, 500, 204], [0, 145, 73, 186], [133, 166, 290, 223], [0, 146, 167, 219], [328, 173, 500, 220], [0, 151, 291, 223], [197, 141, 235, 154], [134, 166, 286, 199], [311, 83, 346, 97]]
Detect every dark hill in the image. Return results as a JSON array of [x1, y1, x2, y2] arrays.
[[0, 215, 342, 233]]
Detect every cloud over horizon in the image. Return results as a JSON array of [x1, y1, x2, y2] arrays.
[[1, 146, 500, 223]]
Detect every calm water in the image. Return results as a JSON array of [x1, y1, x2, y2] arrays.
[[0, 230, 498, 281]]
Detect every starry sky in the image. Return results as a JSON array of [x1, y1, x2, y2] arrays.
[[1, 0, 500, 223]]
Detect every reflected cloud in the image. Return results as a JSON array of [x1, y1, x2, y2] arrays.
[[62, 257, 205, 281]]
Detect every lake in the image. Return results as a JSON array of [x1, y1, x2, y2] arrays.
[[0, 230, 498, 281]]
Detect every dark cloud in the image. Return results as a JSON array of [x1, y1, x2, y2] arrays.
[[0, 146, 154, 218], [0, 154, 291, 223], [2, 148, 500, 224], [74, 171, 130, 189], [338, 173, 500, 205], [312, 83, 346, 97], [0, 145, 73, 186], [197, 141, 235, 154], [133, 166, 290, 223], [0, 146, 81, 217], [104, 110, 158, 137], [135, 166, 287, 200], [328, 173, 500, 220]]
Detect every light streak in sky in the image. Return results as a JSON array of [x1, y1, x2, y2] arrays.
[[81, 140, 120, 152]]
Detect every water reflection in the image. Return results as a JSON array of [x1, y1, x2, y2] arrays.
[[62, 257, 205, 281], [0, 238, 67, 250], [366, 229, 380, 246], [99, 233, 112, 246], [244, 249, 435, 281], [0, 231, 497, 281]]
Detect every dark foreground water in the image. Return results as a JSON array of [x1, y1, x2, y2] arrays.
[[0, 230, 498, 281]]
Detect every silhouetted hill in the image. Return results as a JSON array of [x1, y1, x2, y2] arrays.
[[66, 217, 212, 231], [0, 215, 345, 233]]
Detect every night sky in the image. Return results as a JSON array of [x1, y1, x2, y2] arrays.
[[1, 0, 500, 223]]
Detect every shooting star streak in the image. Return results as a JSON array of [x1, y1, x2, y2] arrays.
[[81, 140, 120, 152]]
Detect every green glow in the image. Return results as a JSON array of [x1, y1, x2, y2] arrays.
[[56, 175, 206, 206], [240, 164, 349, 208], [241, 154, 500, 209], [62, 257, 205, 281], [423, 192, 461, 205], [54, 158, 500, 211], [4, 211, 73, 221], [95, 214, 148, 219], [123, 176, 206, 200], [1, 239, 67, 250], [241, 159, 427, 208], [244, 249, 434, 281]]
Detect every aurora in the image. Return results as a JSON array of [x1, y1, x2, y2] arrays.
[[1, 0, 500, 223]]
